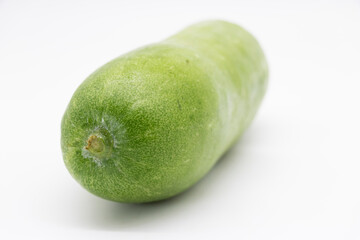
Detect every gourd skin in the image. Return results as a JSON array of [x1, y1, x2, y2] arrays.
[[61, 20, 268, 203]]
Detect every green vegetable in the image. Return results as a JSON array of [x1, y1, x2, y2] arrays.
[[61, 20, 268, 203]]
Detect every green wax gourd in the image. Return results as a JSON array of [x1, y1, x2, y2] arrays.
[[61, 20, 268, 203]]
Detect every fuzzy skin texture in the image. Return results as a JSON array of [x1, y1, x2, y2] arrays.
[[61, 20, 268, 203]]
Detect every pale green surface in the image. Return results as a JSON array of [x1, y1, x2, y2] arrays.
[[61, 20, 268, 203]]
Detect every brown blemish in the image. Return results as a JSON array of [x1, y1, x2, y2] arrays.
[[177, 99, 182, 110]]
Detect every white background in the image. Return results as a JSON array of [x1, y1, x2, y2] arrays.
[[1, 0, 360, 239]]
